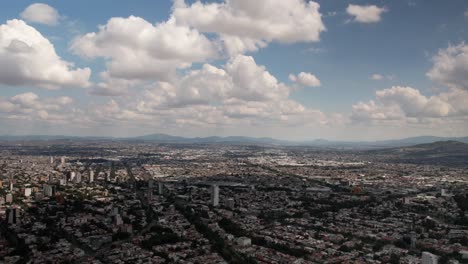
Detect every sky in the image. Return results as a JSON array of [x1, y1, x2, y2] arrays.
[[0, 0, 467, 141]]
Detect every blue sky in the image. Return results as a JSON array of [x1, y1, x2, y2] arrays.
[[0, 0, 467, 140]]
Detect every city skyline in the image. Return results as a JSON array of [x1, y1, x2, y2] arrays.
[[0, 0, 468, 140]]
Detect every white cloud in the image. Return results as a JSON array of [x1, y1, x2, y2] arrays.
[[20, 3, 60, 26], [0, 92, 75, 123], [136, 55, 291, 109], [370, 74, 383, 80], [0, 19, 91, 89], [427, 43, 468, 90], [71, 16, 218, 81], [90, 55, 331, 130], [346, 4, 387, 23], [289, 72, 321, 87], [351, 86, 468, 123], [172, 0, 326, 55]]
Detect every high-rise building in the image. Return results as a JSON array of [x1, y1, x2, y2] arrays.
[[5, 193, 13, 203], [50, 156, 54, 164], [61, 156, 66, 166], [59, 178, 67, 186], [75, 172, 82, 183], [24, 188, 32, 197], [89, 170, 94, 183], [158, 182, 164, 195], [69, 171, 76, 182], [43, 185, 53, 197], [113, 214, 123, 226], [6, 207, 20, 225], [410, 231, 417, 249], [422, 252, 438, 264], [9, 182, 13, 191], [211, 185, 219, 207]]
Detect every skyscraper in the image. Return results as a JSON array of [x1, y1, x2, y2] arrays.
[[5, 193, 13, 203], [6, 207, 20, 225], [60, 156, 66, 166], [158, 182, 164, 195], [43, 185, 53, 197], [211, 185, 219, 207], [89, 170, 94, 183]]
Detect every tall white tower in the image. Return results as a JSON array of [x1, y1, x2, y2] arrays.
[[89, 170, 94, 183], [211, 185, 219, 207], [61, 156, 66, 166]]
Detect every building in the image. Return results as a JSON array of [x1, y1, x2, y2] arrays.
[[113, 214, 123, 226], [158, 182, 164, 195], [422, 252, 438, 264], [236, 237, 251, 247], [61, 156, 66, 166], [402, 197, 411, 205], [89, 170, 94, 183], [75, 172, 82, 184], [24, 188, 32, 197], [226, 198, 235, 209], [50, 156, 54, 164], [211, 185, 219, 207], [460, 250, 468, 260], [43, 185, 53, 197], [59, 178, 67, 186], [69, 171, 76, 182], [5, 193, 13, 203], [410, 231, 417, 249], [6, 207, 20, 225], [35, 192, 44, 201]]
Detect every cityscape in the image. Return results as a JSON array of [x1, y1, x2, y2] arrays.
[[0, 138, 467, 263], [1, 0, 468, 263]]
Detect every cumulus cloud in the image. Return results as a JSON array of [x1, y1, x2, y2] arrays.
[[0, 19, 91, 89], [20, 3, 60, 26], [427, 43, 468, 90], [71, 16, 218, 81], [91, 55, 331, 130], [134, 54, 292, 112], [346, 4, 387, 23], [289, 72, 321, 87], [172, 0, 326, 55], [0, 92, 75, 123], [351, 86, 468, 123]]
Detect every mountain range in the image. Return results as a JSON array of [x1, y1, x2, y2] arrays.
[[1, 133, 468, 149]]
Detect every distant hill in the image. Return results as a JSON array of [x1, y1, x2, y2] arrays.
[[1, 133, 468, 149], [369, 140, 468, 167], [127, 133, 285, 145]]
